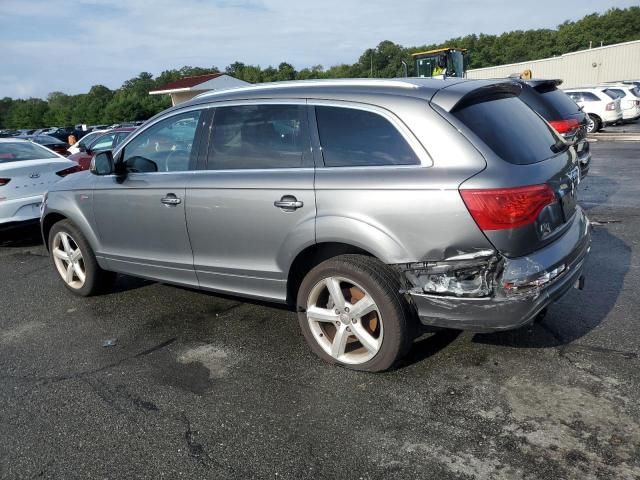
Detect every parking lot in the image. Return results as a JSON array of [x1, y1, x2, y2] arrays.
[[0, 140, 638, 479]]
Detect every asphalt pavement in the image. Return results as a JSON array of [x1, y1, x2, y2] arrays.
[[1, 141, 639, 480]]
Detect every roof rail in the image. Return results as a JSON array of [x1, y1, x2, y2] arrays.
[[194, 78, 420, 99]]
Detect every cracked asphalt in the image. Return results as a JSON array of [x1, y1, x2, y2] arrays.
[[1, 141, 639, 480]]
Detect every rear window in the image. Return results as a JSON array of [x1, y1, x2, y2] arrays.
[[537, 89, 581, 117], [453, 96, 562, 165], [0, 142, 58, 163], [602, 90, 618, 99]]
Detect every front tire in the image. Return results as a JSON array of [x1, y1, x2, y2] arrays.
[[49, 220, 116, 296], [297, 255, 415, 372]]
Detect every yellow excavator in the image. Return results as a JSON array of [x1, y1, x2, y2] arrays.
[[412, 48, 467, 78]]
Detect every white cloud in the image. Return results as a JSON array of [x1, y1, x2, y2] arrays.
[[1, 0, 637, 98]]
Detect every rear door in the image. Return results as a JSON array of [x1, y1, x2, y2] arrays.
[[185, 101, 315, 301], [92, 109, 206, 285], [443, 91, 581, 257]]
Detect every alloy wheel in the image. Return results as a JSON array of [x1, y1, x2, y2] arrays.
[[52, 231, 86, 289], [306, 276, 383, 364]]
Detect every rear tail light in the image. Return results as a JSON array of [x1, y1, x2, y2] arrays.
[[460, 184, 556, 231], [606, 102, 616, 111], [56, 165, 83, 177], [548, 118, 580, 135], [0, 178, 10, 186]]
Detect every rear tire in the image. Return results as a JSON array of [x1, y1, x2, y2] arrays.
[[587, 114, 601, 133], [297, 254, 415, 372], [48, 220, 116, 296]]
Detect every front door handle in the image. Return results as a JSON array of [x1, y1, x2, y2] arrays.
[[274, 195, 303, 211], [161, 193, 182, 206]]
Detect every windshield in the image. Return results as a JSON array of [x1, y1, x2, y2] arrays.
[[0, 142, 58, 163]]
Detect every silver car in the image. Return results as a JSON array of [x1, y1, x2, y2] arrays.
[[41, 78, 591, 372]]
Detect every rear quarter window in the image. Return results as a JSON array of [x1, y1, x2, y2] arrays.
[[452, 96, 562, 165]]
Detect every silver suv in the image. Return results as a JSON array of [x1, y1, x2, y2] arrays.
[[41, 78, 591, 372]]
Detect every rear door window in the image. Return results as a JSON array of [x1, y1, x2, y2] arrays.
[[315, 106, 419, 167], [452, 96, 562, 165], [208, 104, 310, 170]]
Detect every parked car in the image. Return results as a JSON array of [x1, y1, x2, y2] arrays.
[[0, 139, 81, 226], [67, 127, 135, 170], [67, 129, 107, 155], [17, 135, 71, 157], [564, 87, 622, 132], [41, 78, 590, 372], [597, 83, 640, 122], [516, 78, 590, 177]]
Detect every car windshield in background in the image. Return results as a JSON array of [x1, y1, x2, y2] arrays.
[[602, 90, 619, 99], [631, 87, 640, 97], [0, 142, 58, 163], [33, 135, 65, 144], [453, 95, 563, 165]]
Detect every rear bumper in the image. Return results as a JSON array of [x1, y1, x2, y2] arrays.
[[407, 207, 591, 332], [0, 194, 44, 225]]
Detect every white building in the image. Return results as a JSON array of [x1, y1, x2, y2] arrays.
[[149, 73, 249, 106], [467, 40, 640, 88]]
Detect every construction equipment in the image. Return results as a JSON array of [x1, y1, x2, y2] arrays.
[[412, 48, 467, 78]]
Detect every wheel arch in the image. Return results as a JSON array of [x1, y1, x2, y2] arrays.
[[286, 242, 377, 307], [41, 212, 68, 251]]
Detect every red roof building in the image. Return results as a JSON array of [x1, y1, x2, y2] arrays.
[[149, 73, 249, 105]]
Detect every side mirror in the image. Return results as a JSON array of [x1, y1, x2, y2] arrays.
[[90, 150, 114, 175]]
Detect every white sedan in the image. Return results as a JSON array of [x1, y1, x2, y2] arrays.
[[0, 138, 81, 225]]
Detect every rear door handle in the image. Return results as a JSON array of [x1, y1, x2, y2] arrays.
[[161, 193, 182, 206], [274, 195, 303, 211]]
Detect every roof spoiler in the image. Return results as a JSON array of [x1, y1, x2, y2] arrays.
[[450, 82, 523, 113]]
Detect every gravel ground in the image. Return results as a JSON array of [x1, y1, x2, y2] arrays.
[[1, 141, 639, 480]]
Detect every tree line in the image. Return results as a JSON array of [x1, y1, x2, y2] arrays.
[[1, 6, 638, 129]]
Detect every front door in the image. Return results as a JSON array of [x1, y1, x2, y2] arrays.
[[92, 109, 206, 286], [186, 102, 316, 301]]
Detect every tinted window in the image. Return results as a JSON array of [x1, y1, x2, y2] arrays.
[[538, 89, 581, 117], [453, 96, 562, 165], [208, 104, 309, 170], [122, 110, 201, 173], [0, 142, 57, 162], [315, 106, 419, 167], [631, 87, 640, 97], [520, 85, 579, 120], [582, 92, 600, 102], [602, 90, 618, 99]]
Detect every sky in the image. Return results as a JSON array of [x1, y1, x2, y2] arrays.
[[1, 0, 637, 99]]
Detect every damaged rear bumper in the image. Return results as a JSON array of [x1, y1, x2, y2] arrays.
[[404, 207, 591, 332]]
